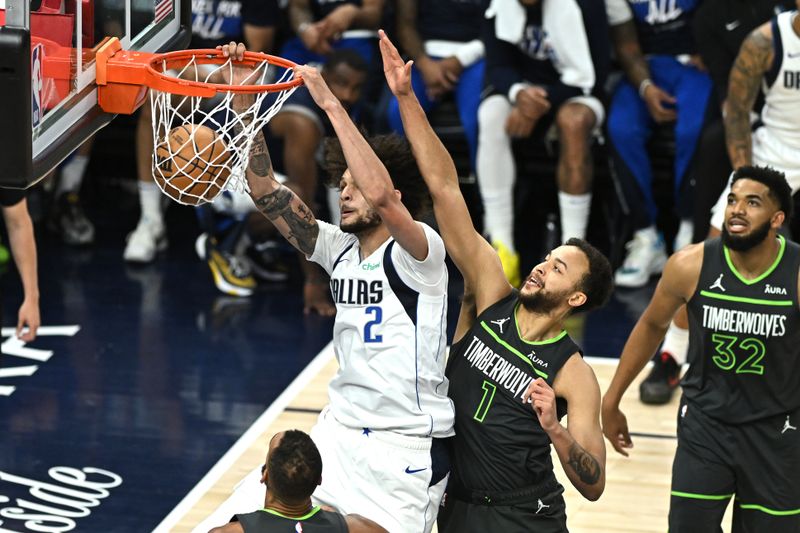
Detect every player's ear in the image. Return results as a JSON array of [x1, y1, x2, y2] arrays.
[[394, 189, 402, 202], [568, 291, 587, 309], [771, 210, 785, 230]]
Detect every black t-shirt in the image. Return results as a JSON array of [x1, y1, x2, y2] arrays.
[[190, 0, 279, 49], [418, 0, 487, 43], [445, 291, 580, 492], [0, 188, 25, 207], [693, 0, 792, 106]]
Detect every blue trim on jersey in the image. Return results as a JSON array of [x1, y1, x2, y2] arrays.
[[332, 242, 355, 272], [382, 242, 420, 325], [765, 17, 783, 89]]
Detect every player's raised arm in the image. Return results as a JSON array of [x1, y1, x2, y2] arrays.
[[295, 64, 430, 261], [217, 42, 321, 257], [601, 245, 702, 455], [379, 30, 510, 312]]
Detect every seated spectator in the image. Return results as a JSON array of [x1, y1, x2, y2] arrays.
[[606, 0, 711, 288], [208, 430, 388, 533], [282, 0, 384, 66], [124, 0, 280, 264], [476, 0, 609, 286], [1, 191, 40, 342], [387, 0, 487, 175]]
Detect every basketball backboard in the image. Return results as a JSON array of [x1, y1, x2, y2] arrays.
[[0, 0, 190, 188]]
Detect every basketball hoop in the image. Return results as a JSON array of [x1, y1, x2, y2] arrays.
[[94, 37, 303, 205]]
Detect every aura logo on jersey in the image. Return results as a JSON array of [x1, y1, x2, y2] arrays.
[[0, 467, 122, 532]]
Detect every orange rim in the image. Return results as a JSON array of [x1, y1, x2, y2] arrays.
[[145, 49, 304, 95]]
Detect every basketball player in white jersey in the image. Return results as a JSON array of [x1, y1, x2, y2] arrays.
[[710, 3, 800, 229], [194, 42, 454, 533]]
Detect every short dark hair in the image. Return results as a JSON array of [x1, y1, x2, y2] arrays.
[[564, 238, 613, 313], [731, 165, 793, 220], [323, 134, 431, 218], [324, 48, 368, 74], [267, 430, 322, 504]]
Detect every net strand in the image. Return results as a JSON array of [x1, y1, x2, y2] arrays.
[[150, 56, 298, 205]]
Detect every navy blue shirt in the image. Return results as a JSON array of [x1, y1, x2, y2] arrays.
[[626, 0, 701, 56], [418, 0, 488, 43], [311, 0, 362, 21], [483, 0, 609, 108], [190, 0, 279, 49]]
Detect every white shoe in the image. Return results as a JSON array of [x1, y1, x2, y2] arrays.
[[124, 220, 167, 263], [615, 227, 668, 288], [673, 219, 693, 252]]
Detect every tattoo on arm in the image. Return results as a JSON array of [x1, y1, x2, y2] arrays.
[[248, 130, 273, 177], [725, 29, 773, 168], [254, 188, 319, 256], [567, 442, 601, 485]]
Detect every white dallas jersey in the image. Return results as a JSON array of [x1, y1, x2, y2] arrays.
[[761, 11, 800, 149], [310, 220, 455, 438]]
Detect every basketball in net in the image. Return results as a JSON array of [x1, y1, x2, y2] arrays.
[[153, 124, 232, 205], [94, 40, 303, 205]]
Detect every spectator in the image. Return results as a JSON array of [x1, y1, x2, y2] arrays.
[[387, 0, 488, 174], [283, 0, 384, 66], [208, 430, 387, 533], [1, 191, 40, 342], [606, 0, 712, 288], [476, 0, 609, 287]]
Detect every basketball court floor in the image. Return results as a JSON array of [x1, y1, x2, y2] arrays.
[[0, 191, 734, 532]]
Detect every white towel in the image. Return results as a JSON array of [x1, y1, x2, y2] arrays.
[[485, 0, 527, 45]]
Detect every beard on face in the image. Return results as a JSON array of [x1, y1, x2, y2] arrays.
[[721, 219, 771, 252], [518, 283, 570, 314], [340, 209, 381, 234]]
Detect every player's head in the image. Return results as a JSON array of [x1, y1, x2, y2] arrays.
[[722, 165, 792, 252], [261, 430, 322, 505], [519, 239, 613, 316], [324, 134, 430, 234], [322, 49, 368, 111], [518, 0, 540, 5]]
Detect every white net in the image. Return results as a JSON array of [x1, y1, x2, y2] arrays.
[[150, 55, 298, 205]]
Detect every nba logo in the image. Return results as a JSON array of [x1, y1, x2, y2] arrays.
[[31, 43, 44, 128]]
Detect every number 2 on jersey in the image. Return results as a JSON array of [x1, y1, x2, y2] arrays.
[[473, 380, 497, 423], [364, 306, 383, 343]]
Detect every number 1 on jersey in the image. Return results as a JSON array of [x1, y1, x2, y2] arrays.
[[364, 306, 383, 343], [473, 380, 497, 423]]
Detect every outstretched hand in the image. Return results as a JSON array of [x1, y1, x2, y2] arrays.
[[294, 65, 340, 112], [601, 400, 634, 457], [379, 29, 413, 97]]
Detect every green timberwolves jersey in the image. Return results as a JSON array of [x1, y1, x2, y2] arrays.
[[685, 236, 800, 423], [235, 506, 348, 532], [446, 291, 580, 491]]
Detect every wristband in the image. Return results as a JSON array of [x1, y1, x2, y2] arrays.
[[638, 78, 653, 98]]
